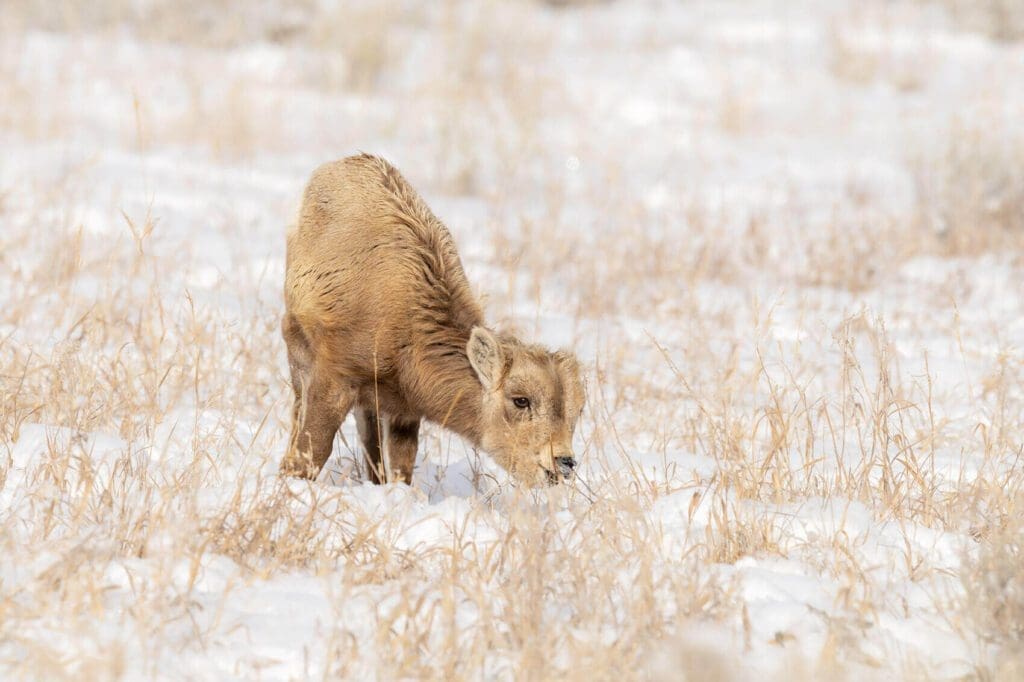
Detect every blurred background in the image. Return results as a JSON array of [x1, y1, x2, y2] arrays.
[[2, 0, 1022, 299]]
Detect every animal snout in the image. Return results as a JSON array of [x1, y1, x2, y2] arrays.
[[554, 456, 576, 477]]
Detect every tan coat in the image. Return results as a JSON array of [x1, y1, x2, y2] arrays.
[[281, 154, 584, 486]]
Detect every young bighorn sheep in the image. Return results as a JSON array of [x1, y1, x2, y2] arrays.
[[280, 154, 585, 486]]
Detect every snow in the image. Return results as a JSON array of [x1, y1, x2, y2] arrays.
[[2, 0, 1023, 679]]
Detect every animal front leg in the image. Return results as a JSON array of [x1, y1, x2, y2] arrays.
[[386, 417, 420, 485]]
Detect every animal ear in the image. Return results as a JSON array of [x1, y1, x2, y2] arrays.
[[554, 350, 586, 408], [553, 350, 580, 375], [467, 326, 503, 389]]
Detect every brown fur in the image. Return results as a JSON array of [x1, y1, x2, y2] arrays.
[[280, 154, 585, 486]]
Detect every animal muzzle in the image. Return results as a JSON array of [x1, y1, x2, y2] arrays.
[[543, 457, 575, 485], [544, 442, 576, 484], [554, 456, 576, 477]]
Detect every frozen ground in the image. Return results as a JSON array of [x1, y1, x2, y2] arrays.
[[2, 1, 1024, 679]]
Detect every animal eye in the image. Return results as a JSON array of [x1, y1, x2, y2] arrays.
[[512, 397, 530, 409]]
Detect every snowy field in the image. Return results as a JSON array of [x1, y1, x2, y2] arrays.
[[2, 1, 1024, 679]]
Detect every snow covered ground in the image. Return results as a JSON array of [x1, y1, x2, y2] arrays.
[[2, 1, 1023, 679]]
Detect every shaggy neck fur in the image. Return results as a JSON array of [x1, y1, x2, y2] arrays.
[[373, 155, 490, 446], [402, 330, 485, 446]]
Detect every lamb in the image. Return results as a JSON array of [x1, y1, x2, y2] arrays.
[[280, 154, 585, 486]]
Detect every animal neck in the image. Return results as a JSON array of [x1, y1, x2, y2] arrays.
[[404, 330, 484, 446]]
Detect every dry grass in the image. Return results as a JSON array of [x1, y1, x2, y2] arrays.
[[2, 0, 1024, 679], [913, 121, 1024, 256], [958, 493, 1024, 680], [931, 0, 1024, 42]]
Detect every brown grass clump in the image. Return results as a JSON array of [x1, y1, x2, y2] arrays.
[[912, 121, 1024, 255], [1, 0, 311, 47], [958, 493, 1024, 679], [933, 0, 1024, 42]]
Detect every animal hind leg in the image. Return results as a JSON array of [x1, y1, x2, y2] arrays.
[[282, 314, 312, 436], [282, 373, 354, 478], [355, 407, 385, 484], [280, 314, 354, 478]]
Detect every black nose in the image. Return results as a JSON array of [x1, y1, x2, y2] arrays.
[[555, 457, 576, 476]]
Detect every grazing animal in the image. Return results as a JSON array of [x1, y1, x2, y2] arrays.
[[280, 154, 585, 486]]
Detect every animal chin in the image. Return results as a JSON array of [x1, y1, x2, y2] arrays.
[[543, 468, 560, 486]]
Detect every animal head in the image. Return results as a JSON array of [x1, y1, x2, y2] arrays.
[[466, 326, 585, 486]]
